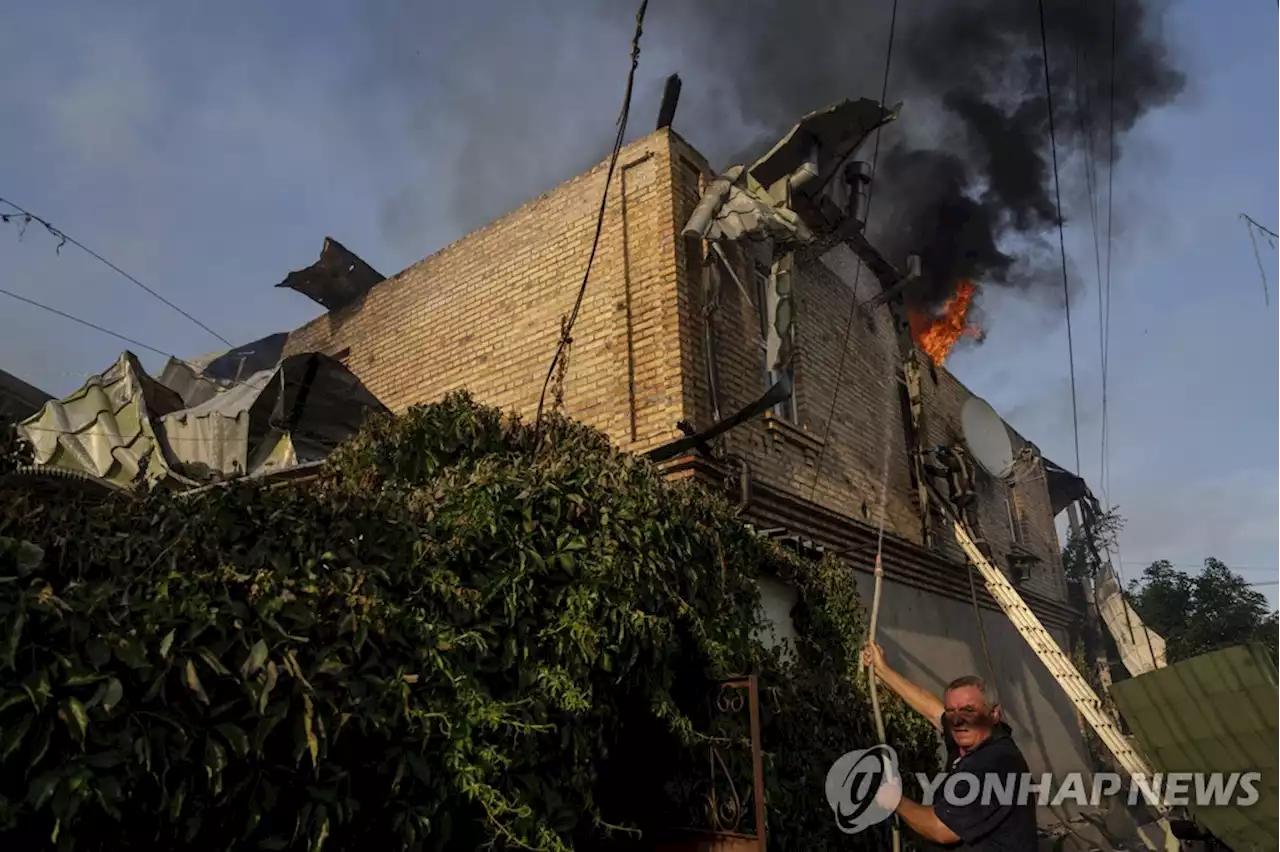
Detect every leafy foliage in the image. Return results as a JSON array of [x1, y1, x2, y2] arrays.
[[0, 393, 939, 850], [1060, 505, 1123, 583], [1, 417, 33, 474], [1127, 559, 1278, 663]]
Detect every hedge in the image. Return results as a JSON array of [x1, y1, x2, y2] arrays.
[[0, 395, 938, 851]]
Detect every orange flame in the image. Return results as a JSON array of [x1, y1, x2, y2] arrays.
[[908, 280, 982, 366]]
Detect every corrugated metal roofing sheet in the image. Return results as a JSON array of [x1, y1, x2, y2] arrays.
[[18, 353, 191, 487], [158, 368, 275, 479], [1095, 562, 1168, 676], [1110, 644, 1278, 852], [19, 350, 385, 490]]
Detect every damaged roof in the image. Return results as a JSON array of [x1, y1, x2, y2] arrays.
[[277, 237, 385, 312], [18, 353, 186, 486], [19, 350, 386, 489], [682, 165, 813, 244], [748, 97, 899, 191], [683, 97, 899, 246]]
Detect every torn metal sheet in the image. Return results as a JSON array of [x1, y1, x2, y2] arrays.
[[682, 165, 812, 245], [20, 350, 386, 489], [1110, 644, 1278, 852], [1094, 561, 1167, 676], [19, 352, 190, 487], [277, 237, 385, 312], [748, 98, 900, 197], [1043, 456, 1091, 515], [158, 352, 385, 482], [157, 358, 226, 409]]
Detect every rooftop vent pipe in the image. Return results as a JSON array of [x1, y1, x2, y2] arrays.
[[788, 136, 821, 191], [845, 161, 873, 227], [656, 74, 682, 130]]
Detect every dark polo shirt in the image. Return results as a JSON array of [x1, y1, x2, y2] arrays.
[[933, 717, 1039, 851]]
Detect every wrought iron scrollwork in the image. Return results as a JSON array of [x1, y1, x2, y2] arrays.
[[692, 676, 767, 850], [705, 745, 745, 833]]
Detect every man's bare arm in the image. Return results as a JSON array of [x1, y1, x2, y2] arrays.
[[862, 642, 944, 729]]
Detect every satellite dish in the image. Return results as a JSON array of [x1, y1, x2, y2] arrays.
[[961, 396, 1015, 479]]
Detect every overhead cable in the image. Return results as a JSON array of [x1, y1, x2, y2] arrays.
[[533, 0, 648, 433], [0, 196, 233, 347], [808, 0, 899, 503], [1038, 0, 1083, 476]]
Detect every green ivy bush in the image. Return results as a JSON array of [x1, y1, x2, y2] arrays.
[[0, 395, 938, 851]]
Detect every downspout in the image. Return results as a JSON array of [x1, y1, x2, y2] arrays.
[[700, 252, 723, 424]]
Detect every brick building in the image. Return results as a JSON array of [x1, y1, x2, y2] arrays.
[[282, 110, 1091, 781]]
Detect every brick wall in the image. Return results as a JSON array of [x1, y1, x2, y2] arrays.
[[700, 239, 921, 540], [282, 126, 1066, 601], [693, 232, 1067, 602], [283, 130, 691, 454], [921, 368, 1067, 600]]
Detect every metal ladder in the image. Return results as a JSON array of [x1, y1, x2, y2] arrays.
[[949, 520, 1169, 815]]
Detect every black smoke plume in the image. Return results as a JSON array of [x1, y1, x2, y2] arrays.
[[663, 0, 1184, 314], [363, 0, 1182, 320]]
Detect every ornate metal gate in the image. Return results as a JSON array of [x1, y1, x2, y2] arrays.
[[666, 675, 767, 852]]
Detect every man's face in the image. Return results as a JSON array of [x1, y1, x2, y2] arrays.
[[944, 685, 999, 751]]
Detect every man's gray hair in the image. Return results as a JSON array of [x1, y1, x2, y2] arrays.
[[944, 675, 998, 709]]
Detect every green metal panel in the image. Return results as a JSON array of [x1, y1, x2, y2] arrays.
[[1110, 644, 1278, 852]]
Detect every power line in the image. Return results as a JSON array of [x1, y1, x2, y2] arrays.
[[808, 0, 899, 502], [1038, 0, 1082, 475], [0, 286, 174, 359], [1101, 0, 1117, 504], [1240, 213, 1276, 306], [0, 286, 352, 409], [1073, 0, 1109, 497], [533, 0, 647, 432], [0, 197, 233, 348]]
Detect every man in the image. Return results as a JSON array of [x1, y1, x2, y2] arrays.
[[862, 641, 1038, 850]]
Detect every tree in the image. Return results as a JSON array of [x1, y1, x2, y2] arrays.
[[1060, 505, 1124, 583], [1127, 559, 1278, 663]]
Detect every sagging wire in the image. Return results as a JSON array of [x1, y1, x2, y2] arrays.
[[809, 0, 899, 503], [1037, 0, 1083, 476], [533, 0, 648, 439], [0, 196, 233, 347], [0, 287, 359, 416], [0, 286, 173, 359], [1240, 213, 1277, 307], [1100, 0, 1117, 506]]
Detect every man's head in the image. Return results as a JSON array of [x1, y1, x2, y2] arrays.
[[943, 675, 1001, 752]]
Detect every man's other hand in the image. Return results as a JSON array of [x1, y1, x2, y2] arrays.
[[873, 770, 903, 811]]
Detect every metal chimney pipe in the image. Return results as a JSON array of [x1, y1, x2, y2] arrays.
[[906, 254, 922, 279], [656, 74, 682, 130], [788, 136, 821, 190], [844, 161, 873, 226]]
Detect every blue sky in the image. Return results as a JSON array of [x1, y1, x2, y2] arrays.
[[1, 2, 1275, 603]]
